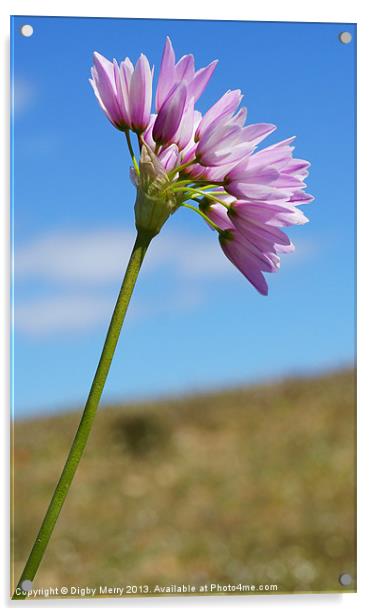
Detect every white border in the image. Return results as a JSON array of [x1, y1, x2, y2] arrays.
[[0, 0, 362, 22], [1, 1, 371, 614]]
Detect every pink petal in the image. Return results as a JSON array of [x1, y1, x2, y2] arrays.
[[227, 181, 291, 201], [232, 201, 309, 227], [113, 60, 131, 126], [129, 54, 152, 132], [289, 191, 315, 205], [153, 82, 188, 145], [158, 144, 180, 172], [205, 203, 234, 231], [175, 54, 195, 82], [220, 233, 269, 295], [240, 123, 277, 147], [174, 97, 195, 150], [195, 89, 242, 141], [188, 60, 218, 102], [91, 52, 124, 128], [156, 36, 176, 112]]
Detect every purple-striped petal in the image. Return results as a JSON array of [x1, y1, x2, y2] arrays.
[[204, 203, 234, 231], [230, 212, 293, 252], [156, 36, 177, 112], [174, 97, 195, 150], [195, 90, 242, 141], [175, 54, 195, 82], [188, 60, 218, 102], [113, 60, 131, 126], [158, 144, 180, 172], [129, 54, 152, 132], [153, 82, 188, 145], [240, 123, 277, 147], [91, 52, 125, 129], [231, 200, 309, 227], [220, 232, 269, 295], [142, 113, 157, 149], [288, 191, 315, 205], [227, 180, 291, 201]]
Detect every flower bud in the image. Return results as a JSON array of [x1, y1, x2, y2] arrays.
[[133, 145, 179, 235]]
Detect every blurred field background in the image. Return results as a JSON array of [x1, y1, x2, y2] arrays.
[[12, 368, 356, 596]]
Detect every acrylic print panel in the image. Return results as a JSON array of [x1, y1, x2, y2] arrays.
[[11, 16, 356, 599]]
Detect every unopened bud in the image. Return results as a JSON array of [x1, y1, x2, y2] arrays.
[[134, 145, 179, 235]]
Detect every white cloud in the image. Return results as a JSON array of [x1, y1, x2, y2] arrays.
[[13, 78, 36, 115], [15, 229, 135, 284], [15, 227, 232, 285], [14, 226, 229, 335], [15, 294, 113, 335], [14, 226, 317, 336], [279, 236, 319, 268], [149, 229, 233, 278], [14, 287, 204, 336]]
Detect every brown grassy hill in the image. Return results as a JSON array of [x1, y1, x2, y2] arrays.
[[12, 369, 356, 597]]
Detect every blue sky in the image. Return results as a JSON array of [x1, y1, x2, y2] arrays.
[[11, 17, 356, 418]]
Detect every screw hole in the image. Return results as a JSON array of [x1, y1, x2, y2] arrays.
[[20, 25, 34, 38], [339, 572, 353, 586], [339, 32, 352, 44], [20, 579, 33, 591]]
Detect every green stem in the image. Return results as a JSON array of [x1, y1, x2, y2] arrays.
[[125, 130, 139, 175], [167, 158, 197, 179], [170, 180, 220, 190], [188, 188, 230, 207], [12, 230, 154, 600], [171, 186, 230, 209], [180, 203, 224, 233]]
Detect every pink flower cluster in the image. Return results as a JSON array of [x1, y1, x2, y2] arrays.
[[90, 37, 313, 295]]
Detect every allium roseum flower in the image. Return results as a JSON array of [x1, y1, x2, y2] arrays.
[[13, 37, 315, 598], [90, 37, 313, 295]]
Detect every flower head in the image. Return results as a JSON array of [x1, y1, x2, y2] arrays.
[[90, 37, 313, 293], [132, 144, 182, 235], [90, 51, 152, 132], [155, 36, 218, 112]]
